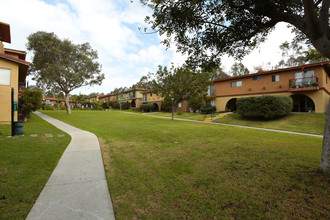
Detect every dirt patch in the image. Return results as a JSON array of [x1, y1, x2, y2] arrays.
[[99, 137, 113, 178]]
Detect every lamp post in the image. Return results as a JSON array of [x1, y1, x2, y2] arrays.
[[171, 97, 174, 120]]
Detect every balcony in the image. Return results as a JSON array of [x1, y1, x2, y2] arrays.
[[289, 76, 319, 92]]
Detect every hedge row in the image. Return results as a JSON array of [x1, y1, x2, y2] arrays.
[[140, 104, 155, 112], [237, 95, 292, 119]]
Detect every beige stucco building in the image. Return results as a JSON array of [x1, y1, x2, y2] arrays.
[[0, 22, 30, 123], [208, 62, 330, 113]]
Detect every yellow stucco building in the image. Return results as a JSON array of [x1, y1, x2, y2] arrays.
[[208, 62, 330, 113], [0, 22, 30, 124]]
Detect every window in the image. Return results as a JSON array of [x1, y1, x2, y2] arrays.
[[272, 75, 280, 82], [208, 84, 215, 96], [150, 93, 152, 97], [143, 94, 147, 102], [207, 100, 215, 106], [230, 81, 242, 87], [178, 102, 182, 108], [252, 75, 262, 80], [0, 68, 11, 85]]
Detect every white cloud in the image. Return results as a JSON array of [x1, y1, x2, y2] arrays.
[[1, 1, 297, 95]]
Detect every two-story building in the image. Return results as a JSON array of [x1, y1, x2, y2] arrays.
[[141, 90, 190, 112], [0, 22, 30, 123], [208, 62, 330, 113], [115, 88, 148, 108]]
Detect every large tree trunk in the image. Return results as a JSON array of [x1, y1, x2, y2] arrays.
[[320, 98, 330, 173], [65, 93, 71, 115]]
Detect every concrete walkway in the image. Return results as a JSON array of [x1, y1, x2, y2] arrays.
[[121, 111, 323, 138], [26, 112, 115, 220]]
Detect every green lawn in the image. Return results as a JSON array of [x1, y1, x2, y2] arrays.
[[41, 110, 329, 219], [0, 114, 71, 219], [215, 113, 325, 135]]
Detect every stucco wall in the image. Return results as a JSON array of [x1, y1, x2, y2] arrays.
[[0, 59, 19, 124]]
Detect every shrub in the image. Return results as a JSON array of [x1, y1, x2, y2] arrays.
[[43, 104, 54, 110], [188, 95, 204, 112], [201, 105, 216, 114], [92, 100, 102, 110], [140, 104, 155, 112], [60, 106, 66, 110], [236, 95, 293, 119], [20, 88, 43, 121], [121, 102, 131, 110], [109, 101, 119, 109], [102, 102, 109, 109], [161, 97, 172, 112]]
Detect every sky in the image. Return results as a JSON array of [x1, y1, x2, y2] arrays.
[[0, 0, 295, 95]]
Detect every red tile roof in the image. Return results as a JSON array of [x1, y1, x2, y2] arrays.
[[212, 61, 330, 83], [0, 52, 30, 65]]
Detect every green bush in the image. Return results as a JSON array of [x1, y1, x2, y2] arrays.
[[188, 95, 204, 112], [109, 101, 119, 109], [60, 106, 66, 110], [121, 102, 131, 110], [161, 97, 172, 112], [140, 104, 155, 112], [102, 102, 109, 109], [43, 104, 54, 110], [20, 88, 43, 120], [201, 105, 216, 114], [92, 100, 102, 110], [237, 95, 293, 119]]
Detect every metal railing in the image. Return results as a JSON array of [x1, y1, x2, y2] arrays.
[[289, 76, 319, 89]]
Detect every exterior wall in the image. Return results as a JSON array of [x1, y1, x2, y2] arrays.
[[212, 65, 330, 113], [214, 90, 329, 113], [214, 66, 324, 98], [0, 59, 19, 124], [176, 100, 189, 112]]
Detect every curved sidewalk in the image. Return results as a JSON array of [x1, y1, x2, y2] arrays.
[[26, 112, 115, 220]]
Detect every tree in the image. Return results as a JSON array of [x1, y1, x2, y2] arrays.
[[141, 0, 330, 173], [132, 75, 153, 89], [230, 62, 250, 76], [27, 31, 104, 115], [210, 66, 230, 80], [19, 88, 43, 122], [149, 65, 210, 120], [141, 0, 330, 69], [275, 41, 329, 68]]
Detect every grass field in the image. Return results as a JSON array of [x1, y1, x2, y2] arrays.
[[0, 114, 70, 219], [41, 110, 329, 219], [114, 110, 325, 135], [215, 113, 325, 135]]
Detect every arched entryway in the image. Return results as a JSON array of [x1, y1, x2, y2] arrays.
[[291, 94, 315, 112], [226, 98, 237, 112], [131, 100, 136, 108], [153, 103, 159, 111]]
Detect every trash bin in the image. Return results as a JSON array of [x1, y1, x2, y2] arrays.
[[14, 121, 23, 135]]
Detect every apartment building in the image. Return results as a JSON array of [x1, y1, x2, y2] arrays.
[[0, 22, 30, 123], [208, 62, 330, 113]]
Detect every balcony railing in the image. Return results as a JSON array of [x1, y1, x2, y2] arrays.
[[289, 76, 319, 89]]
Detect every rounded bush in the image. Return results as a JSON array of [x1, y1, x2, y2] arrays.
[[237, 95, 293, 119], [140, 104, 155, 112], [120, 102, 131, 110], [201, 105, 216, 114]]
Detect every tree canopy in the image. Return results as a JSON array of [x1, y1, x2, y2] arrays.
[[27, 31, 104, 115], [141, 0, 330, 70], [149, 65, 210, 119]]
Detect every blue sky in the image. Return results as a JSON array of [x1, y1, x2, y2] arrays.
[[0, 0, 295, 95]]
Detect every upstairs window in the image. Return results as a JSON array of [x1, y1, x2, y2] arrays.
[[150, 93, 153, 97], [231, 81, 242, 87], [0, 68, 11, 85], [272, 75, 280, 82], [252, 75, 262, 80]]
